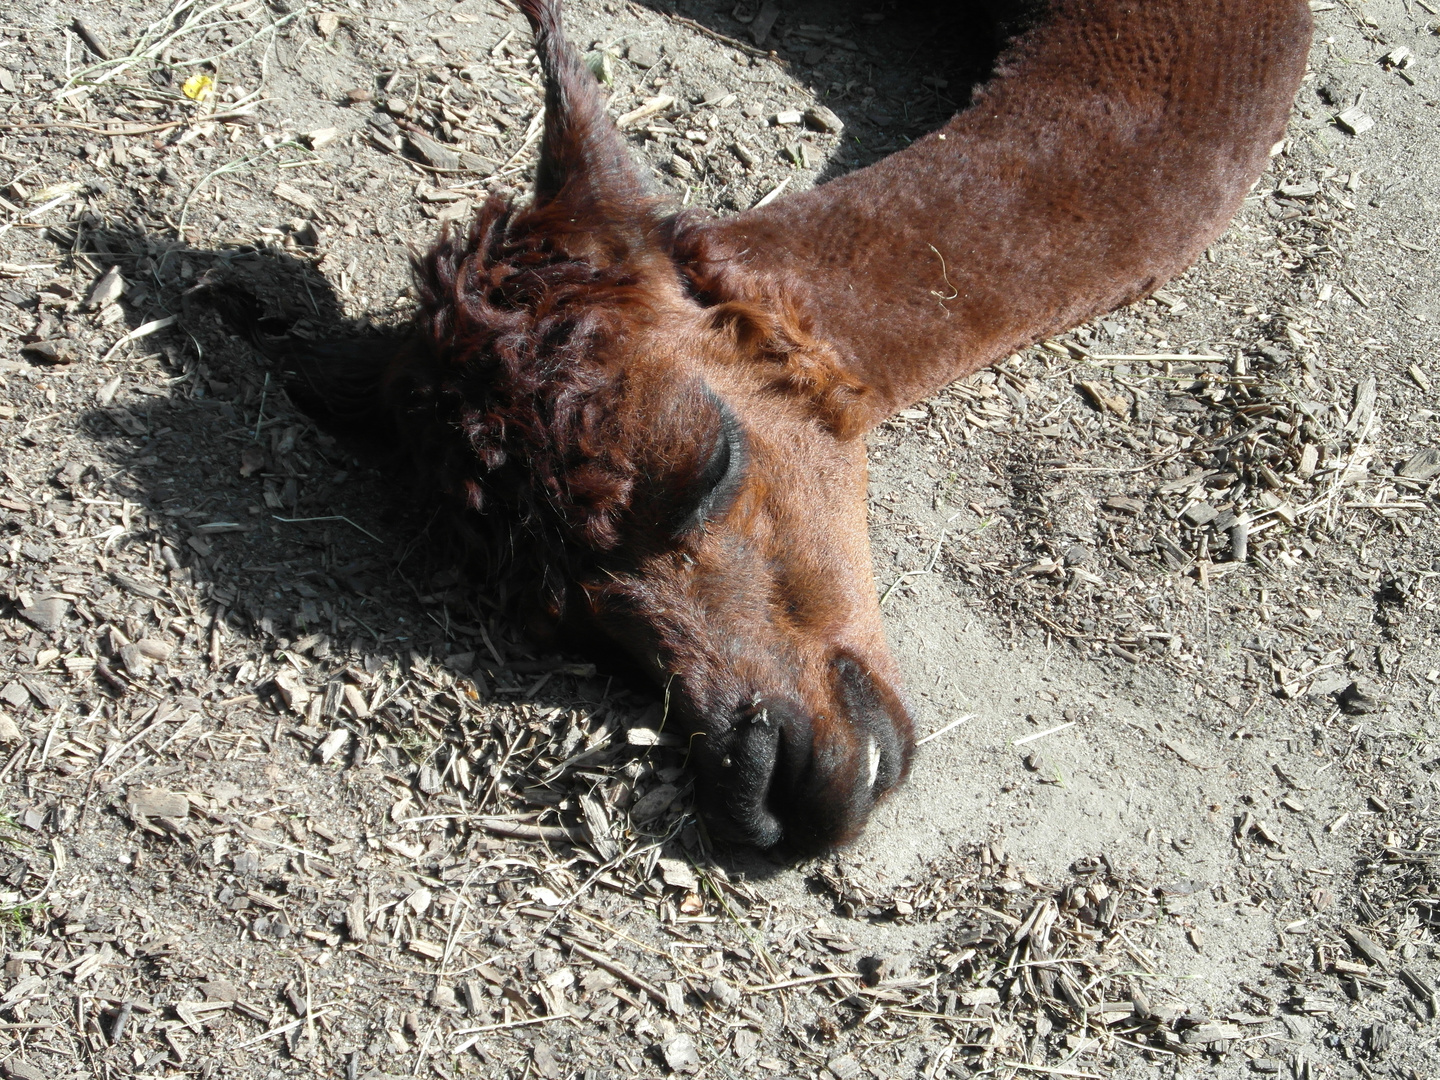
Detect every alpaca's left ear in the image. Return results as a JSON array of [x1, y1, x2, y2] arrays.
[[521, 0, 656, 228]]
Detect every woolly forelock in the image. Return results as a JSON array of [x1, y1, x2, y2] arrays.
[[392, 194, 665, 559]]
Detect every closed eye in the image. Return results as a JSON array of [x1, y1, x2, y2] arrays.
[[677, 394, 746, 536]]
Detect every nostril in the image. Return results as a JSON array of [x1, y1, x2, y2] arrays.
[[831, 652, 912, 795], [723, 706, 787, 848]]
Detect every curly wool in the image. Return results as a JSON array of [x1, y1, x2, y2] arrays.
[[389, 194, 661, 554]]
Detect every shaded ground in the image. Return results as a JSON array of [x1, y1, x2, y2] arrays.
[[1, 1, 1438, 1079]]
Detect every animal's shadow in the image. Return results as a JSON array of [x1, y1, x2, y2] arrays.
[[35, 222, 786, 874], [627, 0, 1039, 182]]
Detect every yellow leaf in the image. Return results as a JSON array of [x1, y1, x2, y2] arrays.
[[182, 74, 214, 101]]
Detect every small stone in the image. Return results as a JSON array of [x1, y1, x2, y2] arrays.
[[773, 109, 803, 126], [19, 596, 68, 631], [20, 340, 75, 365], [315, 11, 340, 37], [1063, 544, 1092, 566], [429, 984, 458, 1010], [1339, 680, 1381, 715], [626, 41, 661, 68], [85, 264, 125, 309], [804, 105, 843, 133], [960, 988, 1001, 1007], [1182, 502, 1219, 527], [660, 1033, 699, 1072], [344, 88, 371, 104], [0, 712, 20, 742]]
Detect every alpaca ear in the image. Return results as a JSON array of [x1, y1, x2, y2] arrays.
[[520, 0, 654, 224], [704, 302, 794, 358], [705, 302, 871, 439]]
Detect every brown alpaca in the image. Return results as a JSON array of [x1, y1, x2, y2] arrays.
[[296, 0, 1312, 850]]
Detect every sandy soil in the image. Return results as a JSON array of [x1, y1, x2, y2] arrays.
[[1, 1, 1438, 1078]]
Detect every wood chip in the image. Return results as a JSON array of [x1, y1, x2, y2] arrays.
[[1335, 106, 1375, 135], [1397, 448, 1440, 482], [1344, 926, 1389, 969], [1182, 502, 1218, 527], [272, 182, 320, 216], [306, 127, 339, 150], [407, 132, 460, 171], [1399, 967, 1437, 1003], [18, 596, 68, 632], [751, 0, 780, 45], [1104, 495, 1145, 514], [345, 895, 368, 943], [616, 95, 675, 129], [316, 728, 350, 764], [128, 789, 190, 820], [1077, 381, 1130, 417], [804, 106, 843, 133]]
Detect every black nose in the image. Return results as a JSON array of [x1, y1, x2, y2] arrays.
[[704, 654, 912, 852]]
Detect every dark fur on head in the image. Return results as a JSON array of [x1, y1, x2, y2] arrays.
[[395, 197, 661, 556]]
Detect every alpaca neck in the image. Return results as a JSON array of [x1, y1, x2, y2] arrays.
[[681, 0, 1311, 431]]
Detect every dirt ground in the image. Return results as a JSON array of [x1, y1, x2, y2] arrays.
[[1, 1, 1438, 1078]]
